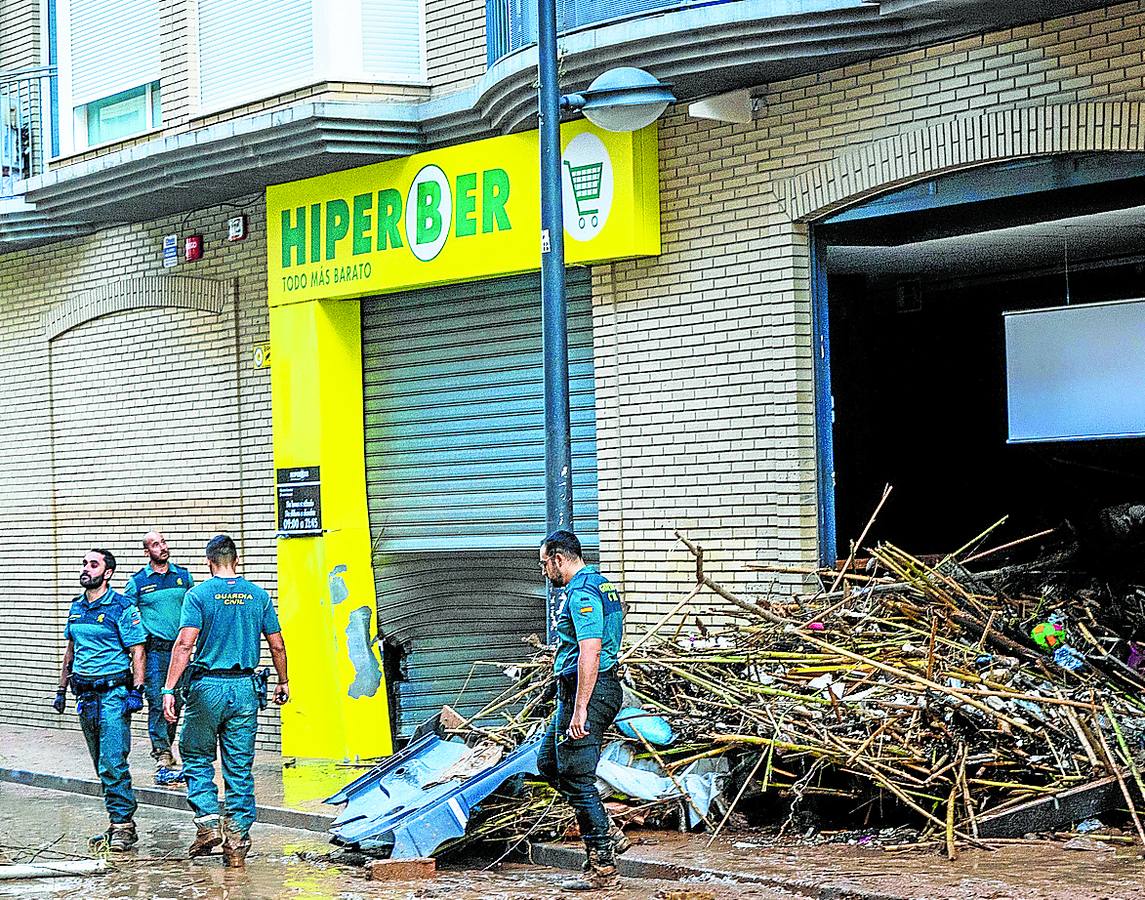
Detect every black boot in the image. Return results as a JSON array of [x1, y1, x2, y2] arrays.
[[560, 842, 619, 891]]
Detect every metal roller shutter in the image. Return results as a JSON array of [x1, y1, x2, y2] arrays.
[[198, 0, 313, 110], [362, 271, 598, 736], [69, 0, 160, 104], [362, 0, 424, 83]]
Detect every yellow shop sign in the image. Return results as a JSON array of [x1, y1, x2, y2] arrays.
[[266, 120, 660, 306]]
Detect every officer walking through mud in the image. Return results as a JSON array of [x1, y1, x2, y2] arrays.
[[536, 530, 626, 892], [162, 534, 289, 867], [53, 549, 147, 851], [123, 530, 194, 786]]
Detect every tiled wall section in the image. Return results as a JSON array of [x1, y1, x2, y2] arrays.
[[0, 200, 281, 750], [426, 0, 486, 95], [593, 2, 1145, 628]]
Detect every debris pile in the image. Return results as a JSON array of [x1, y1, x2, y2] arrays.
[[444, 526, 1145, 858]]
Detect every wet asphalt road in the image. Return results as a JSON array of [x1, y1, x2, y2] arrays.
[[0, 783, 792, 900]]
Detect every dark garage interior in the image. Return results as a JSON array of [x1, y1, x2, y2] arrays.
[[821, 162, 1145, 556]]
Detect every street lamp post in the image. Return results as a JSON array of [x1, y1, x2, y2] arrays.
[[536, 0, 674, 637], [538, 0, 572, 544]]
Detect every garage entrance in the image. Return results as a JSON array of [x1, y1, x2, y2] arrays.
[[815, 154, 1145, 560]]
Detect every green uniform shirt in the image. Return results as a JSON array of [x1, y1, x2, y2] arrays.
[[180, 576, 280, 671], [64, 589, 147, 677], [123, 562, 194, 641], [552, 565, 624, 677]]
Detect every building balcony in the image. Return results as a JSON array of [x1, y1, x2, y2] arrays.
[[486, 0, 736, 65], [1, 66, 55, 199], [466, 0, 1113, 137]]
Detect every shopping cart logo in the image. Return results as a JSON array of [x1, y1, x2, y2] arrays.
[[561, 132, 614, 242]]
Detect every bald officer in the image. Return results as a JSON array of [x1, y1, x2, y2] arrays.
[[123, 531, 194, 784]]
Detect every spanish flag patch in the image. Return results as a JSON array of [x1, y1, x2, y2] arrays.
[[579, 606, 593, 615]]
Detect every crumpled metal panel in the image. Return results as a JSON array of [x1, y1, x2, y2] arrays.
[[326, 733, 541, 856]]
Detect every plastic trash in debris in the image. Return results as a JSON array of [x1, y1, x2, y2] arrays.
[[614, 707, 675, 747], [807, 674, 846, 700], [675, 634, 735, 651], [1076, 817, 1104, 834], [1052, 644, 1085, 671], [1031, 615, 1065, 649], [1129, 642, 1144, 671], [595, 741, 728, 829]]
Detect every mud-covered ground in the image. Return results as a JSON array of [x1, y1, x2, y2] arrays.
[[0, 783, 791, 900]]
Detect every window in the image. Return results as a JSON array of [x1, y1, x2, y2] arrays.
[[79, 82, 161, 146]]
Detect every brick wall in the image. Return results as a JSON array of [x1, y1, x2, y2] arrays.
[[159, 0, 200, 127], [0, 0, 39, 72], [0, 200, 280, 750], [426, 0, 486, 95], [594, 2, 1145, 629]]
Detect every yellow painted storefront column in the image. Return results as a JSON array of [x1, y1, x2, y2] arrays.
[[270, 297, 391, 797]]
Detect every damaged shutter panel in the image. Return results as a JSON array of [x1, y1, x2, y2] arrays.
[[362, 271, 598, 735]]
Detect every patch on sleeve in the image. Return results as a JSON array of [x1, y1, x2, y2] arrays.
[[579, 606, 594, 615], [130, 610, 141, 626]]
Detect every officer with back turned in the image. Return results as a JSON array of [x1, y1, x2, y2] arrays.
[[162, 534, 289, 867], [53, 549, 147, 852]]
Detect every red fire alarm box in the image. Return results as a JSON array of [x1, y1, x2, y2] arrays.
[[185, 234, 204, 262]]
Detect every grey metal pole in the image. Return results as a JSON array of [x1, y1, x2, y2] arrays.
[[538, 0, 572, 639], [538, 0, 573, 535]]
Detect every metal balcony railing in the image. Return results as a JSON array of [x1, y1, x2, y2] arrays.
[[486, 0, 735, 64], [1, 66, 56, 198]]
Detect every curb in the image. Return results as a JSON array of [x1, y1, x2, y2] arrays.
[[529, 842, 907, 900], [0, 766, 335, 833]]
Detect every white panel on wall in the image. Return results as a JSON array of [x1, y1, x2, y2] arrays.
[[70, 0, 160, 103], [1005, 298, 1145, 443], [198, 0, 315, 110]]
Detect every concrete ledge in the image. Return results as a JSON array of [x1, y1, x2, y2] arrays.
[[0, 766, 335, 834], [529, 842, 908, 900]]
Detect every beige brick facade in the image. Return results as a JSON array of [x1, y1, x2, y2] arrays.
[[426, 0, 486, 95], [0, 200, 280, 750], [0, 0, 40, 72], [158, 0, 200, 127], [6, 0, 1145, 753], [594, 2, 1145, 628]]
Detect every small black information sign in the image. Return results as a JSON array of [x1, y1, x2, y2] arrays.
[[276, 466, 322, 537]]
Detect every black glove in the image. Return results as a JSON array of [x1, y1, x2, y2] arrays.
[[124, 687, 144, 714], [52, 690, 67, 714]]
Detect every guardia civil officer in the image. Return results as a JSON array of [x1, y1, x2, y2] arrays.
[[123, 530, 194, 785], [536, 530, 626, 892], [53, 549, 147, 852], [162, 534, 289, 867]]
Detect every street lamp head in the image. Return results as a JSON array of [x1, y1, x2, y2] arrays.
[[564, 66, 675, 132]]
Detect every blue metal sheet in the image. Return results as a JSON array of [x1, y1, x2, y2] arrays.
[[327, 734, 542, 856]]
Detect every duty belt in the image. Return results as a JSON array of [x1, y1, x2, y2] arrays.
[[557, 666, 618, 698], [145, 635, 176, 653], [69, 670, 131, 695], [193, 667, 255, 679]]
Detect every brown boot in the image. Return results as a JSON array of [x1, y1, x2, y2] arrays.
[[222, 820, 251, 869], [107, 821, 138, 852], [608, 822, 631, 856], [188, 816, 222, 857], [560, 843, 619, 891]]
